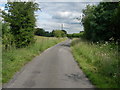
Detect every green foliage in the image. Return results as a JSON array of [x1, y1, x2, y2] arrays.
[[110, 2, 120, 42], [72, 33, 80, 38], [82, 5, 96, 41], [2, 2, 40, 48], [35, 28, 45, 36], [0, 21, 2, 37], [35, 28, 53, 37], [34, 28, 67, 37], [2, 36, 66, 83], [44, 31, 53, 37], [71, 39, 119, 88], [79, 31, 85, 38], [82, 2, 119, 42], [2, 22, 15, 50], [52, 30, 66, 37], [67, 31, 84, 38], [61, 30, 67, 34], [67, 34, 73, 38]]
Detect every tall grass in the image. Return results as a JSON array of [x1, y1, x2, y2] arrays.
[[71, 38, 119, 88], [2, 36, 66, 83], [0, 37, 2, 87]]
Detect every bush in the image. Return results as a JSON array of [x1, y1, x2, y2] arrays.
[[82, 2, 119, 42], [2, 23, 15, 50], [2, 2, 40, 48], [71, 38, 119, 88]]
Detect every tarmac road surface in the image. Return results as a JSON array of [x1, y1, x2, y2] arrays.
[[4, 39, 94, 88]]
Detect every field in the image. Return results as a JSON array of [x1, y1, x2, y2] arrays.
[[2, 36, 66, 83], [71, 38, 119, 88]]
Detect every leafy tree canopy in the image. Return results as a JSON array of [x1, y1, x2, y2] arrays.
[[2, 2, 40, 48]]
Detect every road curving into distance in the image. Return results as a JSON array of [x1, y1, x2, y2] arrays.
[[3, 39, 94, 88]]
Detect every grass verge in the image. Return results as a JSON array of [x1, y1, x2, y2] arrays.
[[2, 36, 66, 83], [71, 38, 119, 88]]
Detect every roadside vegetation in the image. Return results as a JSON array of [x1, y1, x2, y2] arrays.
[[81, 2, 120, 42], [2, 2, 40, 48], [2, 36, 66, 83], [71, 38, 119, 88], [67, 31, 84, 38], [35, 28, 67, 37], [1, 2, 67, 84], [71, 2, 120, 88], [1, 1, 120, 88]]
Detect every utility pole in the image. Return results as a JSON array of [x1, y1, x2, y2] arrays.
[[61, 24, 63, 30]]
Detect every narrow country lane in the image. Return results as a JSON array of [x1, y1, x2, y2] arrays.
[[4, 39, 94, 88]]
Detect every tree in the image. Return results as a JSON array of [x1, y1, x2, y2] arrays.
[[2, 2, 40, 48], [44, 31, 51, 37], [67, 32, 84, 38], [111, 2, 120, 42], [35, 28, 55, 37], [2, 22, 15, 50], [52, 30, 66, 37], [0, 21, 2, 37], [82, 2, 119, 42], [67, 34, 72, 38], [62, 30, 67, 34], [82, 5, 96, 41], [72, 33, 80, 38], [35, 28, 45, 36]]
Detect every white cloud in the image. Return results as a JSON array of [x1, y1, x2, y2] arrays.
[[58, 11, 72, 18], [35, 0, 118, 2], [36, 2, 87, 33], [0, 6, 4, 11], [0, 2, 98, 33], [53, 11, 81, 19]]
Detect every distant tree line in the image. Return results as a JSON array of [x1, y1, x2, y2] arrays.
[[34, 28, 67, 37], [35, 28, 53, 37], [34, 28, 84, 38], [67, 31, 84, 38], [82, 2, 120, 42]]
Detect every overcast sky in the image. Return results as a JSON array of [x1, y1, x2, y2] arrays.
[[37, 2, 100, 33], [0, 1, 100, 33], [36, 2, 87, 33]]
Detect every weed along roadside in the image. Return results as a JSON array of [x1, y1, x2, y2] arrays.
[[3, 39, 95, 88], [71, 38, 119, 88], [1, 1, 120, 88], [2, 36, 66, 84]]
